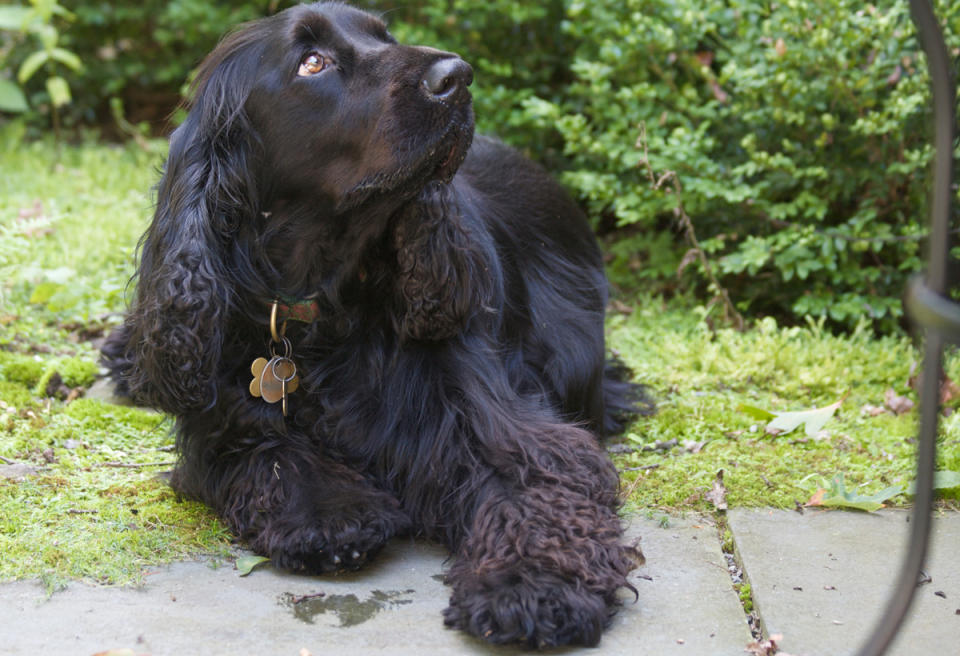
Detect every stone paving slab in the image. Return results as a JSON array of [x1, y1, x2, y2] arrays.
[[0, 516, 751, 656], [729, 508, 960, 656]]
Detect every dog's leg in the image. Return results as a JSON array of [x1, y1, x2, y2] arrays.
[[171, 425, 411, 574], [439, 412, 642, 648]]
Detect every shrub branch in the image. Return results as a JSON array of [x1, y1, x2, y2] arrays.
[[636, 124, 745, 331]]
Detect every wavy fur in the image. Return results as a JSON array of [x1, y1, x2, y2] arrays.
[[103, 2, 650, 648]]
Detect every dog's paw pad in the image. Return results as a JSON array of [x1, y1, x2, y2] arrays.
[[444, 577, 610, 648], [266, 526, 389, 575]]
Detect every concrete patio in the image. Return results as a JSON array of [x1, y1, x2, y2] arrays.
[[2, 509, 957, 655]]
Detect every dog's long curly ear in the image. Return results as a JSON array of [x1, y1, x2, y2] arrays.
[[394, 182, 500, 341], [117, 24, 268, 413]]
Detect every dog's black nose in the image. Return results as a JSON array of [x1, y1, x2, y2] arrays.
[[422, 57, 473, 101]]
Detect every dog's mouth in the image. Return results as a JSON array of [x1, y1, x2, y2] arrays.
[[339, 110, 474, 210], [428, 121, 473, 184]]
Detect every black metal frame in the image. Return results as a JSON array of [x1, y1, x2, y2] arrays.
[[855, 1, 955, 654]]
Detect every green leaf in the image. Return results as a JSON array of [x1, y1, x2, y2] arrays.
[[907, 470, 960, 494], [49, 3, 76, 21], [29, 281, 62, 305], [49, 47, 82, 72], [45, 75, 70, 107], [43, 286, 82, 312], [17, 50, 48, 84], [36, 23, 56, 50], [819, 474, 903, 512], [932, 470, 960, 490], [736, 404, 776, 422], [767, 398, 844, 437], [0, 6, 31, 30], [236, 555, 270, 576], [0, 79, 28, 112]]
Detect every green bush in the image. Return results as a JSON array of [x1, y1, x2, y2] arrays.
[[62, 2, 281, 129], [515, 0, 960, 330], [7, 1, 564, 136]]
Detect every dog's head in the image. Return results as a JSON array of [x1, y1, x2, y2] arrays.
[[193, 2, 475, 212], [116, 3, 481, 412]]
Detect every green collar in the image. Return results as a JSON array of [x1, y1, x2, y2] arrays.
[[274, 296, 321, 324]]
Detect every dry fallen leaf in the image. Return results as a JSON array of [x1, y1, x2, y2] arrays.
[[805, 488, 826, 507], [745, 633, 785, 656], [705, 469, 728, 511], [940, 376, 960, 405], [861, 404, 886, 417], [884, 388, 914, 415], [608, 299, 634, 315], [683, 439, 707, 453], [907, 367, 960, 414]]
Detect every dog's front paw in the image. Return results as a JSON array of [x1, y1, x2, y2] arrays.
[[443, 573, 613, 648], [258, 503, 410, 574]]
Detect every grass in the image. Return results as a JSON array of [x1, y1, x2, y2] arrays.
[[1, 139, 958, 588], [0, 138, 233, 589], [609, 304, 960, 513]]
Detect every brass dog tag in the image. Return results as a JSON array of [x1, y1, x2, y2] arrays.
[[250, 355, 299, 416], [249, 357, 269, 398], [249, 303, 303, 416], [258, 356, 299, 404]]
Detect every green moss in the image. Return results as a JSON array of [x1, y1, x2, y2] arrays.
[[33, 357, 100, 396], [737, 583, 754, 613], [57, 357, 99, 388], [0, 352, 45, 387], [0, 475, 231, 587], [608, 299, 958, 512], [63, 398, 165, 433], [721, 528, 734, 554], [0, 143, 238, 587], [0, 381, 34, 408]]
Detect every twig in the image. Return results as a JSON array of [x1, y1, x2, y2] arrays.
[[705, 559, 732, 573], [0, 456, 14, 465], [621, 464, 661, 472], [67, 508, 98, 515], [99, 461, 175, 469], [288, 591, 326, 604], [636, 124, 745, 331]]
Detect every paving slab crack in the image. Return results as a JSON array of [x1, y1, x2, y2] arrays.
[[716, 513, 764, 641]]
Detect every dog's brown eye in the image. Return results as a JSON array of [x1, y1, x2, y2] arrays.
[[298, 52, 328, 76]]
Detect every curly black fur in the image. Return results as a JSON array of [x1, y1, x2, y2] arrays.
[[102, 2, 651, 648]]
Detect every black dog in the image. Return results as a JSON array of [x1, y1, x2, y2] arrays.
[[103, 2, 646, 648]]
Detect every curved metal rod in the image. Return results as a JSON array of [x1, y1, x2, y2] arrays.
[[855, 1, 955, 654], [905, 277, 960, 341]]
